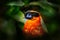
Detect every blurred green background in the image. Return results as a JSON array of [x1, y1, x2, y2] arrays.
[[0, 0, 60, 40]]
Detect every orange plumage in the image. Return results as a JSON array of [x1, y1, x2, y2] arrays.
[[23, 15, 45, 37]]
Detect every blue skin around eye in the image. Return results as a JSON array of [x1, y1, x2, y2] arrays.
[[26, 14, 32, 18], [26, 13, 32, 18]]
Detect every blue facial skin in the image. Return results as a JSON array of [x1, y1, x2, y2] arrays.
[[25, 12, 39, 19], [25, 12, 33, 19]]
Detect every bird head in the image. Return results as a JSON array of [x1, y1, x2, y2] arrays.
[[23, 10, 48, 37]]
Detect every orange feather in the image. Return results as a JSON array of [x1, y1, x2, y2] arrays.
[[23, 16, 45, 37]]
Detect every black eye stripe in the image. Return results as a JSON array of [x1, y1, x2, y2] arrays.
[[32, 13, 39, 17]]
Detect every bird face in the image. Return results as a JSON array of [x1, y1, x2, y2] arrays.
[[23, 10, 47, 38]]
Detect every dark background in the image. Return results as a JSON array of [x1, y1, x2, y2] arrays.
[[0, 0, 60, 40]]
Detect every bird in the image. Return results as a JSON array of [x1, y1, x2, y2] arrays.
[[22, 10, 48, 39], [6, 1, 58, 40]]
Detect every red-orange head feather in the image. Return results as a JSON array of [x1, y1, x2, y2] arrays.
[[23, 10, 45, 37]]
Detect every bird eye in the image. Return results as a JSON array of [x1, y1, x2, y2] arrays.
[[25, 12, 33, 19]]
